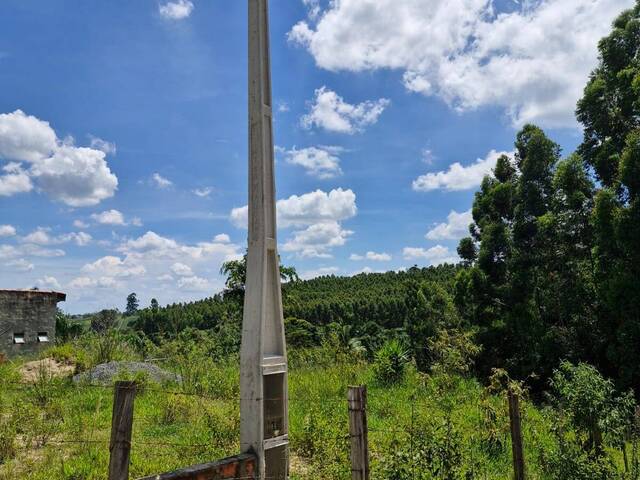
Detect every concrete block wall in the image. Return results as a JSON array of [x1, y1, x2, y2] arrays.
[[0, 290, 66, 357]]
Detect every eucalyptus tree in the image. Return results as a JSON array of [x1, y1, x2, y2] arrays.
[[576, 0, 640, 390]]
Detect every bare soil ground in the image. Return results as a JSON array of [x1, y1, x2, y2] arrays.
[[19, 358, 75, 383]]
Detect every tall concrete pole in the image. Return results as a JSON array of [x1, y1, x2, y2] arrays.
[[241, 0, 289, 478]]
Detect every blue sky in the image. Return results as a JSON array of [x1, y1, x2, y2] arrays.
[[0, 0, 632, 313]]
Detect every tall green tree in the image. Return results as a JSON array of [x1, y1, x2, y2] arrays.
[[406, 281, 459, 371], [454, 153, 517, 375], [506, 125, 560, 378], [576, 1, 640, 390], [537, 155, 600, 366], [455, 126, 598, 384], [220, 253, 299, 296], [125, 292, 139, 316]]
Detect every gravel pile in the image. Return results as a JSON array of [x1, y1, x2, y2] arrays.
[[73, 361, 181, 385]]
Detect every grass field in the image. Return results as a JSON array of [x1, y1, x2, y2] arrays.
[[0, 335, 632, 480]]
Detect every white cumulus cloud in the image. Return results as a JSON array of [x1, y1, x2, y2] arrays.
[[36, 275, 62, 291], [284, 146, 343, 179], [300, 266, 340, 280], [68, 232, 92, 246], [178, 276, 211, 291], [73, 219, 89, 229], [5, 258, 34, 272], [426, 210, 473, 240], [289, 0, 634, 128], [20, 228, 92, 247], [151, 173, 173, 189], [413, 150, 510, 192], [89, 136, 116, 155], [69, 276, 119, 290], [193, 187, 213, 198], [119, 231, 241, 263], [21, 228, 55, 245], [350, 251, 392, 262], [214, 233, 230, 243], [231, 188, 357, 229], [82, 256, 146, 278], [403, 245, 459, 265], [230, 188, 357, 258], [0, 162, 32, 196], [171, 262, 194, 277], [159, 0, 194, 20], [91, 209, 126, 226], [282, 221, 353, 258], [0, 244, 65, 259], [0, 225, 16, 237], [0, 110, 118, 206], [301, 87, 390, 134]]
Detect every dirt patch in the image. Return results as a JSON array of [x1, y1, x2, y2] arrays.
[[19, 358, 75, 383]]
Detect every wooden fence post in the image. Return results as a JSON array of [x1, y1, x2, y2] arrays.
[[508, 388, 525, 480], [109, 381, 137, 480], [348, 386, 370, 480]]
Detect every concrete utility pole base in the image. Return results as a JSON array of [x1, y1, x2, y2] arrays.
[[241, 0, 289, 478]]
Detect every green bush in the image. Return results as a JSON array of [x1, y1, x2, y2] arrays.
[[89, 309, 119, 333], [0, 418, 16, 465], [42, 343, 90, 372], [379, 416, 464, 480], [427, 328, 481, 377], [55, 310, 84, 343], [542, 428, 623, 480], [159, 395, 194, 425], [373, 339, 409, 385], [550, 361, 636, 452], [285, 317, 317, 348]]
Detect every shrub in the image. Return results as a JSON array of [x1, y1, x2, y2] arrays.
[[74, 330, 137, 367], [478, 395, 506, 457], [29, 362, 59, 407], [550, 361, 636, 452], [542, 425, 623, 480], [159, 395, 194, 425], [285, 317, 317, 348], [427, 328, 481, 377], [373, 339, 409, 385], [298, 411, 321, 458], [55, 310, 84, 342], [154, 329, 239, 396], [90, 309, 119, 333], [0, 418, 16, 464], [379, 415, 464, 480], [42, 343, 75, 363], [203, 402, 238, 445], [378, 439, 413, 480]]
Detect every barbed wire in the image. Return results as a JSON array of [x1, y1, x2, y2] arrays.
[[8, 376, 635, 480], [5, 379, 358, 406]]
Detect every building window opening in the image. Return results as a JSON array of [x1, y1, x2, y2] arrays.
[[37, 332, 49, 343], [13, 333, 25, 344]]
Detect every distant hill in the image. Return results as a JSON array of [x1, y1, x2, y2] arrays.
[[283, 264, 459, 327], [133, 264, 460, 337]]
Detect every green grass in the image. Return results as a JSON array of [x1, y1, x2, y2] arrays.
[[0, 343, 631, 479]]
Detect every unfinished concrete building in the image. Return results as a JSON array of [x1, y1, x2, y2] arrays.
[[0, 289, 66, 357]]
